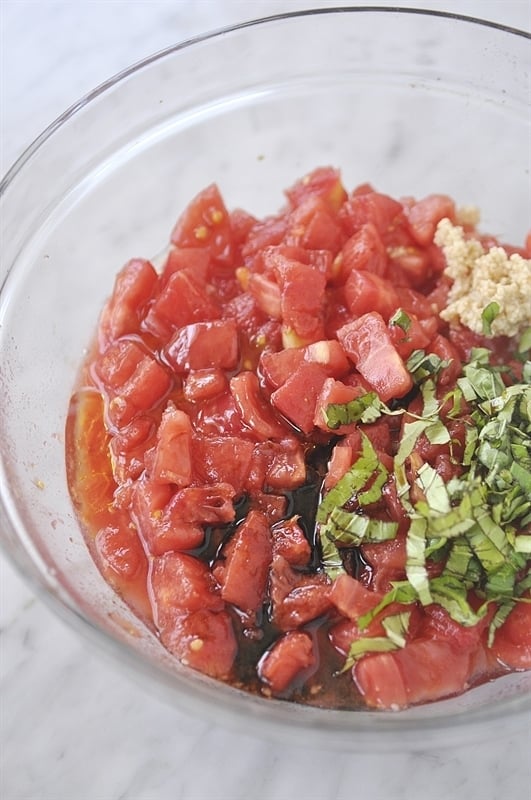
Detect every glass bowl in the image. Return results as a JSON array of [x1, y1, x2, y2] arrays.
[[1, 7, 530, 751]]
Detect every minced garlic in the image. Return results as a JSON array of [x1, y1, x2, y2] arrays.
[[435, 218, 531, 338]]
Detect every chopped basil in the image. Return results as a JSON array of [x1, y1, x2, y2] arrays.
[[407, 350, 449, 384], [323, 391, 381, 429], [481, 301, 500, 336], [389, 308, 412, 333], [319, 345, 530, 653]]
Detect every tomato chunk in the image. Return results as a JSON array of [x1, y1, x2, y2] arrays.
[[150, 403, 193, 487], [165, 319, 239, 373], [337, 313, 413, 403], [162, 609, 237, 679], [270, 362, 329, 434], [171, 183, 235, 270], [215, 510, 272, 614], [99, 258, 158, 347], [259, 632, 316, 694]]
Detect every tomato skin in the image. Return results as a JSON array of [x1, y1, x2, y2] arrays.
[[270, 555, 331, 631], [171, 183, 235, 270], [162, 608, 237, 679], [161, 247, 211, 285], [99, 258, 158, 347], [271, 517, 311, 567], [132, 478, 205, 555], [230, 371, 287, 441], [183, 368, 228, 402], [388, 313, 431, 359], [337, 313, 413, 403], [95, 524, 147, 582], [164, 319, 239, 373], [168, 483, 236, 525], [259, 632, 316, 694], [215, 510, 272, 615], [95, 339, 173, 429], [285, 166, 347, 213], [149, 552, 223, 629]]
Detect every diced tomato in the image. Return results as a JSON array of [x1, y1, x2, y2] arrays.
[[167, 483, 236, 525], [143, 270, 220, 339], [109, 415, 155, 483], [260, 339, 349, 389], [344, 271, 399, 321], [388, 313, 431, 359], [271, 517, 311, 567], [162, 608, 237, 679], [394, 286, 438, 319], [230, 371, 287, 440], [95, 523, 147, 582], [149, 552, 223, 629], [99, 258, 158, 347], [270, 555, 331, 631], [338, 222, 387, 279], [257, 439, 307, 491], [324, 439, 359, 491], [241, 215, 288, 261], [393, 638, 471, 705], [193, 390, 245, 437], [314, 378, 364, 433], [273, 257, 326, 343], [248, 491, 288, 522], [215, 510, 272, 614], [95, 339, 172, 429], [259, 631, 316, 694], [361, 534, 407, 592], [94, 522, 151, 620], [338, 192, 403, 237], [164, 320, 239, 373], [491, 600, 531, 669], [387, 244, 430, 287], [150, 404, 193, 487], [419, 603, 489, 653], [247, 273, 282, 319], [270, 362, 329, 434], [183, 369, 228, 402], [406, 194, 455, 246], [260, 347, 305, 388], [337, 314, 413, 403], [160, 247, 211, 285], [192, 435, 254, 495], [132, 478, 204, 555], [229, 207, 258, 247], [170, 183, 235, 270], [354, 653, 408, 710], [285, 166, 347, 213], [284, 196, 345, 252], [427, 333, 463, 387]]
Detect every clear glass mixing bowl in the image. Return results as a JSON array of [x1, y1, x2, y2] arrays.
[[1, 8, 530, 751]]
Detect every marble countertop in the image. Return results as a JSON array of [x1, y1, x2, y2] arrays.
[[1, 2, 530, 798]]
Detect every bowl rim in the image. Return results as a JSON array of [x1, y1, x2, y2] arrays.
[[1, 5, 530, 748]]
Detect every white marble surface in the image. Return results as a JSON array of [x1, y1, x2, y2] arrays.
[[1, 2, 530, 799]]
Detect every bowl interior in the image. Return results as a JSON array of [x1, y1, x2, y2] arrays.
[[1, 8, 530, 749]]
